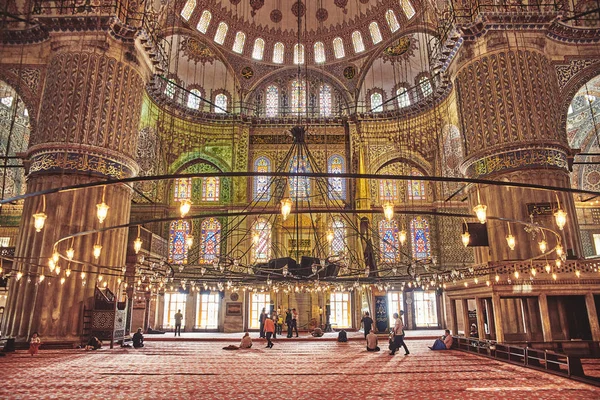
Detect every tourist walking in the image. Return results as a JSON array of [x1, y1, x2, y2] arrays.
[[264, 315, 275, 348], [259, 308, 267, 338], [174, 309, 183, 337], [390, 311, 410, 356], [361, 311, 374, 338]]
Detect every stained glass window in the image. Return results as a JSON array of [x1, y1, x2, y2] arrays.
[[265, 85, 278, 117], [407, 169, 426, 200], [291, 80, 306, 114], [386, 10, 400, 32], [419, 76, 433, 97], [169, 220, 190, 264], [314, 42, 326, 64], [254, 156, 271, 200], [165, 79, 176, 99], [294, 43, 305, 65], [180, 0, 195, 20], [331, 218, 346, 255], [333, 37, 345, 59], [214, 22, 228, 45], [197, 10, 211, 33], [379, 219, 400, 262], [397, 87, 410, 108], [252, 38, 265, 60], [352, 31, 365, 53], [273, 42, 284, 64], [174, 178, 192, 201], [252, 218, 271, 262], [380, 179, 399, 202], [410, 216, 430, 259], [328, 154, 345, 200], [214, 93, 227, 113], [319, 84, 332, 117], [200, 218, 221, 264], [202, 177, 219, 201], [187, 88, 202, 109], [371, 92, 383, 112], [369, 22, 383, 44], [289, 155, 310, 199], [232, 31, 246, 53], [401, 0, 416, 19]]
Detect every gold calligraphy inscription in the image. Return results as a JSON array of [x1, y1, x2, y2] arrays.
[[467, 149, 567, 178], [29, 152, 134, 179]]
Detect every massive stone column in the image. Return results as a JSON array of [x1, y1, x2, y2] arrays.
[[4, 41, 146, 341], [455, 42, 581, 262]]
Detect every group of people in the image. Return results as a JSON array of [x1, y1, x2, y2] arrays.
[[259, 308, 299, 345]]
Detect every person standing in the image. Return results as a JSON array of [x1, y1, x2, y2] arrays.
[[277, 313, 284, 335], [390, 311, 409, 356], [264, 315, 275, 348], [271, 314, 278, 339], [259, 308, 267, 338], [361, 311, 374, 338], [174, 309, 183, 337], [29, 332, 41, 356], [291, 308, 299, 338], [285, 309, 293, 338]]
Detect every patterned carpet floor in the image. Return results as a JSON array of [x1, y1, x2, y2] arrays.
[[1, 339, 599, 399]]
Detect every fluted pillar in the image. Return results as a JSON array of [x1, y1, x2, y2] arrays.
[[4, 40, 146, 341], [455, 44, 581, 262]]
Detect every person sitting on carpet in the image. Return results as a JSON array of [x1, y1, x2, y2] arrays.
[[366, 330, 380, 352], [133, 328, 144, 348], [85, 336, 102, 351], [223, 332, 253, 350], [429, 329, 453, 350], [311, 327, 324, 337]]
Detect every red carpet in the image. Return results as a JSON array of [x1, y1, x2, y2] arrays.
[[1, 340, 598, 399]]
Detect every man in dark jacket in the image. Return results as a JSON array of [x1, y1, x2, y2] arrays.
[[133, 328, 144, 348], [285, 309, 293, 338]]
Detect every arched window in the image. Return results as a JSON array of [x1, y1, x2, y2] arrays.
[[187, 88, 202, 109], [294, 43, 305, 65], [328, 154, 345, 200], [197, 10, 212, 33], [180, 0, 196, 20], [352, 31, 365, 53], [370, 92, 383, 112], [319, 84, 332, 117], [200, 218, 221, 264], [380, 179, 399, 202], [410, 216, 430, 259], [407, 169, 426, 200], [401, 0, 416, 19], [289, 155, 310, 199], [273, 42, 284, 64], [314, 42, 326, 63], [265, 85, 279, 117], [333, 37, 345, 59], [254, 156, 271, 200], [386, 10, 400, 32], [369, 21, 383, 44], [291, 80, 306, 114], [174, 178, 192, 201], [379, 219, 400, 262], [252, 38, 265, 60], [419, 76, 433, 97], [396, 87, 410, 108], [232, 31, 246, 53], [165, 79, 176, 99], [169, 220, 191, 264], [252, 218, 271, 262], [202, 177, 219, 201], [331, 218, 346, 255], [214, 22, 228, 44], [214, 93, 227, 113]]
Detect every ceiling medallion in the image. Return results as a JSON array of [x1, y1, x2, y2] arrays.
[[343, 66, 356, 80], [180, 37, 215, 65], [241, 66, 254, 80], [270, 9, 282, 23], [316, 8, 328, 22], [250, 0, 264, 17], [292, 1, 305, 18], [383, 37, 415, 62], [334, 0, 348, 14]]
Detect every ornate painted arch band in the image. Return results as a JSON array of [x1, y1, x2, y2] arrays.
[[28, 150, 138, 179], [461, 147, 569, 179]]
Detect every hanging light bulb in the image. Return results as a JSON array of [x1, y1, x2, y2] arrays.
[[514, 270, 519, 279], [55, 265, 61, 275], [495, 274, 500, 282], [66, 248, 75, 260], [212, 259, 219, 270], [486, 280, 490, 286], [81, 271, 86, 280], [556, 244, 563, 257], [65, 268, 71, 277], [464, 282, 468, 287], [252, 231, 260, 245], [505, 223, 515, 250], [531, 267, 537, 277], [545, 263, 551, 273], [399, 230, 407, 245], [474, 277, 479, 284], [52, 251, 59, 263], [538, 240, 547, 253], [93, 244, 102, 259], [473, 188, 487, 224], [16, 271, 23, 281], [98, 275, 103, 282], [280, 198, 293, 221], [552, 272, 557, 280], [96, 202, 109, 224], [60, 277, 66, 285], [201, 267, 206, 275], [575, 270, 581, 278], [180, 199, 192, 218], [39, 274, 45, 283], [461, 231, 470, 247], [554, 208, 567, 230], [382, 201, 394, 221], [134, 237, 143, 254], [326, 230, 334, 243], [103, 281, 108, 288], [48, 258, 56, 273], [185, 235, 194, 248], [556, 259, 562, 269], [32, 212, 47, 232]]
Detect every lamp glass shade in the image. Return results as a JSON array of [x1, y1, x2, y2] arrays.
[[473, 204, 487, 224], [33, 212, 47, 232], [96, 202, 109, 224]]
